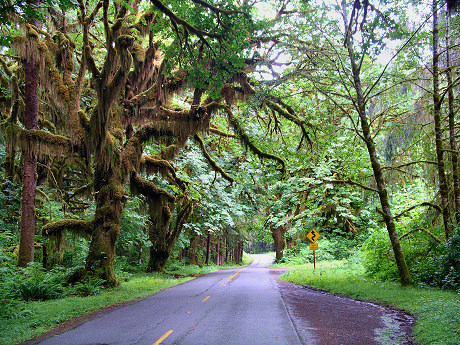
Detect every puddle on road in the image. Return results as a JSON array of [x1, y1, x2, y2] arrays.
[[374, 308, 415, 345]]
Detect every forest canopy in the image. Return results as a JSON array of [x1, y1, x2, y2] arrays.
[[0, 0, 459, 290]]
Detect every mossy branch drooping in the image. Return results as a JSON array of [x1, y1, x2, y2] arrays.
[[215, 103, 285, 175]]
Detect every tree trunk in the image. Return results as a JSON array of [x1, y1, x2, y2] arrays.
[[189, 234, 199, 265], [146, 200, 172, 272], [345, 27, 412, 286], [216, 242, 221, 265], [17, 16, 39, 267], [432, 2, 452, 238], [147, 199, 193, 272], [445, 3, 459, 226], [271, 225, 286, 262], [205, 231, 211, 265], [84, 152, 124, 286]]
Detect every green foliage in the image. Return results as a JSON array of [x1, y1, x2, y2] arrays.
[[0, 179, 21, 237], [361, 227, 400, 281], [70, 278, 105, 297], [1, 263, 66, 301], [0, 263, 107, 304], [412, 226, 460, 290], [361, 184, 458, 290], [275, 236, 362, 266], [116, 196, 150, 272]]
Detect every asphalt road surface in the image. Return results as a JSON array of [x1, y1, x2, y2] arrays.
[[35, 254, 413, 345]]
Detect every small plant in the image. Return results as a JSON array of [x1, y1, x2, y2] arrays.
[[71, 278, 105, 296], [16, 279, 64, 301], [0, 299, 33, 320]]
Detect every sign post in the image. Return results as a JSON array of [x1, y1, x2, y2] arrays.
[[306, 229, 321, 269]]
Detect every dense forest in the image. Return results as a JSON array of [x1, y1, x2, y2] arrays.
[[0, 0, 459, 301]]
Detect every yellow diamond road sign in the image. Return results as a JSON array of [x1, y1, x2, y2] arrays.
[[306, 229, 321, 243]]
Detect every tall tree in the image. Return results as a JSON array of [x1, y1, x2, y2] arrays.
[[342, 0, 411, 285], [432, 0, 452, 238], [445, 0, 460, 225], [17, 0, 39, 267]]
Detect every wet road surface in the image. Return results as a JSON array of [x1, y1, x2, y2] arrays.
[[34, 254, 413, 345]]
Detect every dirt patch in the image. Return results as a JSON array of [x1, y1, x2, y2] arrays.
[[270, 269, 416, 345]]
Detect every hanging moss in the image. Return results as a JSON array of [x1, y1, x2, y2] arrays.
[[19, 128, 71, 157], [130, 172, 175, 202], [42, 219, 93, 259], [42, 219, 93, 237]]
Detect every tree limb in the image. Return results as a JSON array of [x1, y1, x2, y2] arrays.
[[194, 134, 234, 183], [394, 202, 442, 220], [130, 172, 175, 203], [215, 103, 285, 174], [42, 219, 93, 237]]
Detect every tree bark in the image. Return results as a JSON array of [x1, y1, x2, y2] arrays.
[[344, 23, 412, 286], [147, 199, 193, 272], [84, 151, 124, 286], [17, 10, 39, 267], [146, 200, 172, 272], [270, 225, 286, 262], [205, 231, 211, 265], [189, 234, 199, 265], [445, 3, 459, 226], [432, 2, 452, 238]]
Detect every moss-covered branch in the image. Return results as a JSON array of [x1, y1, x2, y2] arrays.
[[209, 123, 236, 137], [130, 172, 175, 203], [150, 0, 221, 43], [191, 0, 249, 17], [329, 178, 378, 193], [216, 103, 285, 174], [140, 155, 187, 190], [42, 219, 93, 237], [394, 202, 442, 220], [399, 228, 443, 243], [19, 128, 71, 155], [194, 134, 234, 183]]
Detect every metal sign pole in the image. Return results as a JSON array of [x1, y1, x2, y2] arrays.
[[313, 250, 316, 270]]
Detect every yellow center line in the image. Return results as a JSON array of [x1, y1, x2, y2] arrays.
[[201, 295, 210, 303], [221, 268, 245, 286], [153, 330, 173, 345]]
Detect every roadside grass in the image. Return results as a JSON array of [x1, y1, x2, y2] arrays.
[[277, 260, 460, 345], [0, 258, 252, 345]]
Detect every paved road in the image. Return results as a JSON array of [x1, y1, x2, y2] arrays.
[[36, 254, 413, 345], [38, 255, 306, 345]]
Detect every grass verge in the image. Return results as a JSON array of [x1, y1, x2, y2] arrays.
[[277, 260, 460, 345], [0, 258, 252, 345]]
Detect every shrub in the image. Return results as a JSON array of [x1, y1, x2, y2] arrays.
[[362, 224, 460, 289], [71, 278, 105, 296], [412, 226, 460, 289], [360, 228, 400, 281], [16, 278, 64, 301]]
